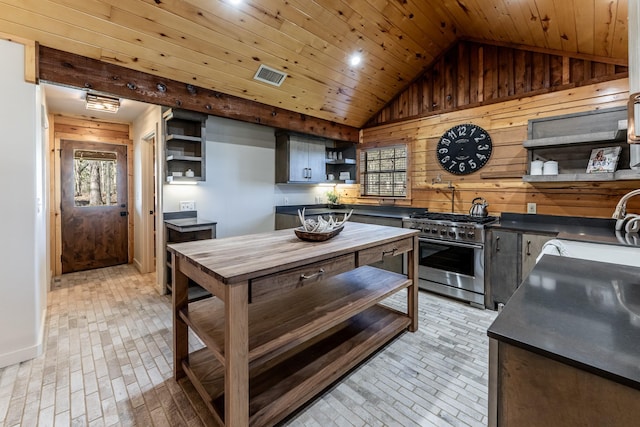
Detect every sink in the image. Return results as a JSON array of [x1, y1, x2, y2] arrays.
[[538, 239, 640, 268]]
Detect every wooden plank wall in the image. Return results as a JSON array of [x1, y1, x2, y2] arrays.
[[51, 115, 134, 275], [366, 40, 629, 127], [342, 78, 640, 218]]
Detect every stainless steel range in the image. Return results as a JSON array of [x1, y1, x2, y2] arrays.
[[403, 211, 498, 308]]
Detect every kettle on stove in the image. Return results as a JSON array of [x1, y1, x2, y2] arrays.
[[469, 197, 489, 217]]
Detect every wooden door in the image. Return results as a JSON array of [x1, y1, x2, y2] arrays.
[[60, 140, 128, 273]]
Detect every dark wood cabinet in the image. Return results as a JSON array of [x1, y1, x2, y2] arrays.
[[486, 230, 520, 309], [486, 229, 554, 309], [164, 213, 216, 301], [275, 131, 326, 183], [163, 108, 207, 183]]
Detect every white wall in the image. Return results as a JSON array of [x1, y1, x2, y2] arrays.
[[0, 39, 47, 367], [163, 116, 321, 238]]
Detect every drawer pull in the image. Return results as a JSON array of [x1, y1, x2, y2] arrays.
[[300, 268, 324, 280], [382, 248, 398, 257], [526, 240, 531, 256]]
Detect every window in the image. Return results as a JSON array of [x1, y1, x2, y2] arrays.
[[73, 149, 118, 207], [359, 145, 407, 197]]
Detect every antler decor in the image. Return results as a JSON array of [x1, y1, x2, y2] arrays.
[[297, 208, 353, 233]]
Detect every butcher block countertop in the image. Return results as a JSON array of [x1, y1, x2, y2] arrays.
[[167, 221, 418, 284]]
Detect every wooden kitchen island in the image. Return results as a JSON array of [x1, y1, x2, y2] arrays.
[[168, 222, 419, 426]]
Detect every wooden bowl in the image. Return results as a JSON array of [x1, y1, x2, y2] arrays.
[[294, 225, 344, 241]]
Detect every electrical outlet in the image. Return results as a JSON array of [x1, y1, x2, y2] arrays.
[[527, 202, 537, 214], [180, 200, 195, 211]]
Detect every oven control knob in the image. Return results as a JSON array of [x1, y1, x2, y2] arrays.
[[467, 231, 475, 238], [440, 230, 447, 236], [431, 228, 438, 234], [448, 231, 456, 237]]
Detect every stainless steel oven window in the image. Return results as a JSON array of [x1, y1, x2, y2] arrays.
[[419, 240, 476, 277]]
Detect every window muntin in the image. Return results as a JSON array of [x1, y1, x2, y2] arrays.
[[360, 145, 407, 197]]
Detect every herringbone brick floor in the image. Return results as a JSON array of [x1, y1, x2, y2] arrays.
[[0, 264, 496, 426]]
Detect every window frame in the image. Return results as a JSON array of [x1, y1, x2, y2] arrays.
[[358, 143, 410, 199]]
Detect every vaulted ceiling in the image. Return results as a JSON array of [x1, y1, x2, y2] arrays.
[[0, 0, 629, 128]]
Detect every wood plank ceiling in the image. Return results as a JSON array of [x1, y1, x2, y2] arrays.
[[0, 0, 629, 128]]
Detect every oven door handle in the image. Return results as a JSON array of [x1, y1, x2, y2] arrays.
[[418, 237, 483, 250]]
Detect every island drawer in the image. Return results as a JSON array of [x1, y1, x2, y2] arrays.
[[250, 253, 356, 303], [357, 237, 413, 266]]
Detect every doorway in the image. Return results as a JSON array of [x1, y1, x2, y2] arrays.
[[59, 139, 128, 273]]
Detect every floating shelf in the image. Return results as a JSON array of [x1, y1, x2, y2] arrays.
[[326, 158, 356, 165], [523, 169, 640, 182], [523, 129, 626, 149]]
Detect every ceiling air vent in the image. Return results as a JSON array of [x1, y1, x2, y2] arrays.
[[253, 64, 287, 87]]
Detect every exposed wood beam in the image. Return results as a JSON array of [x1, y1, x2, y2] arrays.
[[38, 46, 359, 142], [461, 37, 629, 67]]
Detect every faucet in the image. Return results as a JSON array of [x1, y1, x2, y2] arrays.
[[431, 174, 455, 212], [613, 189, 640, 231]]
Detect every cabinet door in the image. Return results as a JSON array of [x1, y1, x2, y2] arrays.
[[275, 214, 301, 230], [307, 140, 326, 182], [288, 137, 309, 182], [521, 233, 553, 281], [487, 230, 520, 309]]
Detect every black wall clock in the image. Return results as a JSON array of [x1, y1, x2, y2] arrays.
[[436, 124, 492, 175]]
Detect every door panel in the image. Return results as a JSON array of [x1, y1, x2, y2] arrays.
[[61, 140, 128, 273]]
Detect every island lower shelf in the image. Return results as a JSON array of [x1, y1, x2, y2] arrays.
[[180, 265, 412, 366], [182, 304, 410, 426]]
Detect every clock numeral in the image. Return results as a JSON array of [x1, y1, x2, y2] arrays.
[[469, 159, 477, 169], [469, 127, 477, 136], [447, 130, 457, 139], [440, 138, 451, 146], [448, 160, 458, 170], [476, 153, 487, 161], [457, 126, 467, 136], [438, 148, 448, 154], [440, 155, 450, 164], [474, 134, 486, 143], [459, 163, 466, 173], [478, 144, 490, 151]]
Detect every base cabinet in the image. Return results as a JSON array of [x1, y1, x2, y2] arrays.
[[490, 341, 640, 427], [486, 230, 520, 309], [165, 215, 216, 301], [486, 230, 553, 309], [520, 233, 553, 280]]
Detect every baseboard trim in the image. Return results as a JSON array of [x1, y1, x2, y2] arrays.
[[0, 308, 46, 368], [133, 258, 143, 273]]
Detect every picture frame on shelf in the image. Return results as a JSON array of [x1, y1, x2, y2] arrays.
[[586, 146, 621, 174]]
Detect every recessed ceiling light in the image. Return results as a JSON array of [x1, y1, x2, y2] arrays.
[[228, 0, 242, 5], [349, 53, 362, 67]]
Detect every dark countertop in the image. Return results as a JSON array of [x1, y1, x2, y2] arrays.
[[275, 204, 421, 220], [164, 217, 217, 232], [488, 255, 640, 390], [491, 212, 640, 248]]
